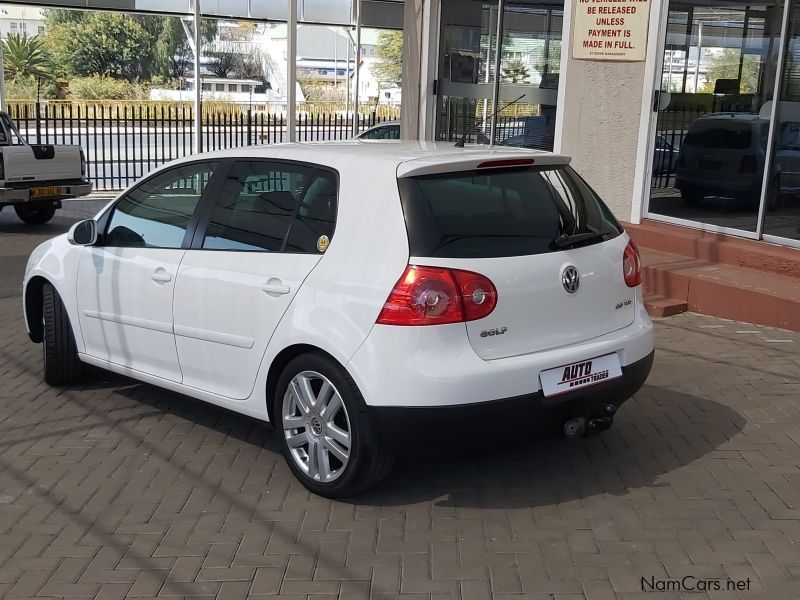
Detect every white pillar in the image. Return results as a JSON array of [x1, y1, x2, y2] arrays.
[[400, 0, 424, 139], [193, 0, 202, 153], [287, 0, 297, 142], [351, 0, 363, 136]]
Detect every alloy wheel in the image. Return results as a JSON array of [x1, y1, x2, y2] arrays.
[[282, 370, 352, 482]]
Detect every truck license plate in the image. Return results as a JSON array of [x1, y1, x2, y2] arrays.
[[540, 353, 622, 397], [31, 186, 60, 198]]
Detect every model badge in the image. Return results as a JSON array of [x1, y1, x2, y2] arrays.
[[562, 266, 580, 294], [480, 327, 507, 338]]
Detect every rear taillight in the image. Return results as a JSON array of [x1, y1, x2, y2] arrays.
[[0, 154, 5, 181], [623, 240, 642, 288], [376, 265, 497, 326], [740, 155, 757, 174], [79, 149, 86, 178]]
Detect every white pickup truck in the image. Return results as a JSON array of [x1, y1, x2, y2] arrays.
[[0, 111, 92, 225]]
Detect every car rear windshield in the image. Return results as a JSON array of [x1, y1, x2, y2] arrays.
[[397, 165, 622, 259], [684, 122, 753, 149]]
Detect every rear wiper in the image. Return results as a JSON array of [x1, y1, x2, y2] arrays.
[[551, 231, 607, 249]]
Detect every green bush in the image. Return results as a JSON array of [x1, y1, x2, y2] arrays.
[[5, 76, 58, 100], [67, 75, 150, 100]]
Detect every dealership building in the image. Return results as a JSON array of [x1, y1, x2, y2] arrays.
[[11, 0, 800, 328]]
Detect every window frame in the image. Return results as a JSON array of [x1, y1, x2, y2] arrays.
[[96, 159, 231, 249], [189, 158, 340, 254]]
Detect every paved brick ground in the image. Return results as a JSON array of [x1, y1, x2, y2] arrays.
[[2, 198, 800, 599]]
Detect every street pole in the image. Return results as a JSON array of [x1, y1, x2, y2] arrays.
[[693, 22, 703, 94], [193, 0, 202, 153], [287, 0, 297, 142], [345, 32, 351, 117], [0, 41, 6, 113]]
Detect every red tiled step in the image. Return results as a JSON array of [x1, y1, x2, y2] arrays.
[[625, 219, 800, 278], [643, 294, 688, 318], [640, 247, 800, 331]]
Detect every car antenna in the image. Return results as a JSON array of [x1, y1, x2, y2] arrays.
[[454, 94, 526, 148]]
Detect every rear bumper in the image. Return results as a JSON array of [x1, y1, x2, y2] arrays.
[[0, 181, 93, 204], [676, 172, 761, 197], [369, 350, 654, 448]]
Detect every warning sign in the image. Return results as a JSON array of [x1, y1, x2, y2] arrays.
[[572, 0, 651, 62]]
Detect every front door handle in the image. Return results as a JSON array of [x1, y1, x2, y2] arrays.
[[151, 268, 172, 283], [261, 278, 290, 296]]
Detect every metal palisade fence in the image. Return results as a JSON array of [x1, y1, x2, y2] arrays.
[[7, 101, 401, 191]]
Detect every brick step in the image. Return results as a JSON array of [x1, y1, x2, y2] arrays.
[[640, 247, 800, 331], [643, 294, 688, 318], [626, 219, 800, 278]]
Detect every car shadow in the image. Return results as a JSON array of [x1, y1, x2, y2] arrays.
[[103, 380, 744, 510], [352, 384, 745, 509]]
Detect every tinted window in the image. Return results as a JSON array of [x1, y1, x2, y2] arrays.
[[397, 166, 622, 258], [202, 161, 337, 253], [684, 122, 753, 149], [361, 125, 400, 140], [105, 162, 216, 248]]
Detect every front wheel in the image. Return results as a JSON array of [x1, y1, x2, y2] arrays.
[[274, 353, 393, 497], [15, 203, 56, 225], [42, 283, 84, 385]]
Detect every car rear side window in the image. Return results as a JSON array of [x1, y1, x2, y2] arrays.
[[201, 161, 337, 253], [684, 122, 753, 149], [397, 166, 622, 259]]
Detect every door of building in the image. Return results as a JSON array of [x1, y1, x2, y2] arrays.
[[435, 0, 564, 150]]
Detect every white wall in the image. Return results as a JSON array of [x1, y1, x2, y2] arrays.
[[558, 60, 647, 221]]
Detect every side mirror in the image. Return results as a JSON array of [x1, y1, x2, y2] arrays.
[[68, 219, 97, 246]]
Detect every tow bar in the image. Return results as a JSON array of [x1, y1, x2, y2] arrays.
[[563, 404, 617, 438]]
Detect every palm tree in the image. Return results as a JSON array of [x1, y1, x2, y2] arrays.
[[3, 33, 54, 82]]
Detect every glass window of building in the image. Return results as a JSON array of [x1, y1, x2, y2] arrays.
[[647, 1, 785, 234], [763, 0, 800, 243]]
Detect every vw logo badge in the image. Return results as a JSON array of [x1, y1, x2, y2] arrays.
[[562, 266, 580, 294]]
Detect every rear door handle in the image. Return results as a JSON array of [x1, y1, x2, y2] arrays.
[[151, 268, 172, 283], [261, 279, 290, 296]]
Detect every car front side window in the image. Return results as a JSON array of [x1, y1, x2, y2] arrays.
[[104, 162, 217, 248]]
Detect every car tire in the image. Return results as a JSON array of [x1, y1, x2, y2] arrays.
[[680, 188, 703, 206], [15, 203, 56, 225], [274, 352, 393, 497], [42, 282, 84, 385]]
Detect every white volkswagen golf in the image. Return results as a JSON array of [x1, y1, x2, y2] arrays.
[[23, 142, 654, 497]]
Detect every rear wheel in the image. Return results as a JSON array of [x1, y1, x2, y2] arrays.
[[42, 283, 84, 385], [15, 203, 56, 225], [274, 353, 393, 497]]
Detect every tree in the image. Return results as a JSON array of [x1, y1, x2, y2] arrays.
[[149, 17, 217, 80], [42, 8, 217, 82], [501, 60, 529, 83], [206, 42, 242, 78], [3, 34, 54, 83], [371, 30, 403, 87], [235, 49, 265, 81], [702, 49, 760, 94], [45, 12, 154, 80]]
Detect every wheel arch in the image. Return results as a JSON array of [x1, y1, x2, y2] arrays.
[[265, 343, 343, 424], [24, 275, 49, 343]]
